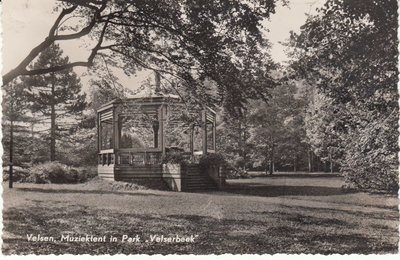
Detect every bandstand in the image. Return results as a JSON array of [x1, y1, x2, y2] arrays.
[[97, 76, 225, 191]]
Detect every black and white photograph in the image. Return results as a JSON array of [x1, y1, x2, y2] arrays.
[[1, 0, 399, 256]]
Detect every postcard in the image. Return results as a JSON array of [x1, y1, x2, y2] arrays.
[[1, 0, 398, 257]]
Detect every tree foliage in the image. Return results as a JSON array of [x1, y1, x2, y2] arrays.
[[2, 80, 33, 166], [217, 80, 311, 174], [23, 43, 86, 161], [4, 0, 279, 113], [304, 86, 342, 171], [248, 82, 308, 173], [217, 109, 253, 171], [289, 0, 398, 192]]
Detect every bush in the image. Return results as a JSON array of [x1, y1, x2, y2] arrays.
[[28, 162, 77, 184], [3, 166, 31, 182], [198, 153, 252, 179], [73, 166, 98, 183], [198, 153, 227, 172], [199, 153, 226, 166], [341, 114, 399, 193], [3, 162, 98, 184], [223, 164, 252, 179], [162, 150, 190, 165]]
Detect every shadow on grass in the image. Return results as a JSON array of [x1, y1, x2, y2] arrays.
[[15, 187, 164, 197], [266, 173, 341, 178], [2, 204, 398, 255], [221, 183, 352, 197], [248, 173, 341, 178], [278, 204, 400, 221]]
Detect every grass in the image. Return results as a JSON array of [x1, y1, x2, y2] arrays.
[[2, 172, 399, 255]]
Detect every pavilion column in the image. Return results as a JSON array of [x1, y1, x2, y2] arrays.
[[113, 106, 119, 150], [160, 105, 165, 156], [190, 125, 194, 156], [213, 116, 216, 151], [113, 107, 119, 166], [153, 118, 160, 148], [97, 112, 101, 152], [202, 109, 207, 155]]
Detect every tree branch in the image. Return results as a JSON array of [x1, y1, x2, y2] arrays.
[[49, 5, 77, 36], [2, 1, 108, 86]]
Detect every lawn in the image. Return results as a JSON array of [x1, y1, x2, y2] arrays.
[[2, 172, 399, 255]]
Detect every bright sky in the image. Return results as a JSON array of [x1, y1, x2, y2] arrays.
[[1, 0, 325, 90]]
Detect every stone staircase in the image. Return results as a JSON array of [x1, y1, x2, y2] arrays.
[[183, 165, 218, 192]]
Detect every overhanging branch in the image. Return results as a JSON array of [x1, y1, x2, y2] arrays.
[[2, 0, 108, 86]]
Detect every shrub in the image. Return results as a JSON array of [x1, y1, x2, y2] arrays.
[[74, 166, 98, 183], [198, 153, 227, 172], [24, 162, 97, 184], [341, 114, 398, 193], [162, 150, 190, 165], [27, 162, 76, 184], [198, 153, 253, 179], [223, 163, 252, 179], [3, 166, 31, 182]]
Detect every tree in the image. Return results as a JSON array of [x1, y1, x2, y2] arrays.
[[289, 0, 398, 192], [3, 0, 278, 113], [248, 82, 308, 173], [217, 109, 254, 172], [2, 80, 32, 187], [23, 43, 86, 161], [303, 87, 345, 173]]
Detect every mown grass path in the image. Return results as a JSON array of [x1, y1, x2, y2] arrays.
[[2, 173, 398, 254]]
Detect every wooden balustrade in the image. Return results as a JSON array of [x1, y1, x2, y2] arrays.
[[114, 151, 163, 165], [98, 150, 199, 166], [98, 153, 115, 166]]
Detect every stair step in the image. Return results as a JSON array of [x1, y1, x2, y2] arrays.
[[186, 182, 215, 185], [185, 186, 217, 189], [185, 177, 210, 180], [186, 186, 216, 189], [186, 182, 214, 185], [187, 185, 215, 187], [186, 180, 213, 183], [185, 187, 217, 191], [183, 165, 218, 191], [185, 179, 214, 183], [186, 188, 216, 191]]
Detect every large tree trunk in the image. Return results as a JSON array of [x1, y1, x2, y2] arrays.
[[308, 148, 312, 172], [50, 80, 56, 161], [329, 149, 333, 173]]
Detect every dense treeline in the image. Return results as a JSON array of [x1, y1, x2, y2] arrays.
[[218, 0, 398, 192], [291, 0, 398, 192]]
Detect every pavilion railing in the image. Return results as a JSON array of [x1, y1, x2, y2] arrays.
[[98, 150, 198, 166], [98, 153, 115, 166], [115, 151, 163, 165]]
